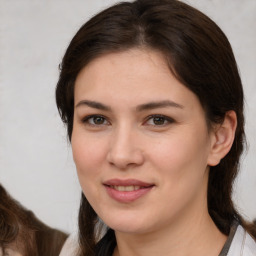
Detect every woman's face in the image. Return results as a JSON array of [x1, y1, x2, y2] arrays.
[[72, 49, 216, 235]]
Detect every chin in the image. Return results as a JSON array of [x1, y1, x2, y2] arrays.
[[110, 224, 150, 235], [103, 214, 153, 235]]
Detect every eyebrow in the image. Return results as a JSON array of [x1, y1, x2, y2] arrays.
[[75, 99, 183, 111], [136, 100, 184, 111], [75, 100, 111, 111]]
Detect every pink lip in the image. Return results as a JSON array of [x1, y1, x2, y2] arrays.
[[103, 179, 154, 203], [103, 179, 153, 187]]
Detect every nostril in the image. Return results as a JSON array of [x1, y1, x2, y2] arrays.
[[106, 148, 144, 169]]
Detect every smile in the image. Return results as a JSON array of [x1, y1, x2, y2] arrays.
[[110, 185, 142, 191], [103, 179, 154, 203]]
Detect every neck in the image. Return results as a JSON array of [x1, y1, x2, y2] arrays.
[[113, 207, 227, 256]]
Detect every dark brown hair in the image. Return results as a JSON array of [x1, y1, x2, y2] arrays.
[[55, 0, 255, 255], [0, 184, 68, 256]]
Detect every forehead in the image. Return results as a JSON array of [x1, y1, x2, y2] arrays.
[[74, 48, 202, 113], [76, 48, 170, 84]]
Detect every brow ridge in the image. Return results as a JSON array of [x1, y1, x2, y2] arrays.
[[136, 100, 184, 111], [75, 100, 111, 111], [75, 99, 183, 112]]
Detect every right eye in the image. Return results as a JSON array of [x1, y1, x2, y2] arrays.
[[82, 115, 110, 126]]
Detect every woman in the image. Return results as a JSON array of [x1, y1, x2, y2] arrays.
[[0, 184, 68, 256], [56, 0, 256, 255]]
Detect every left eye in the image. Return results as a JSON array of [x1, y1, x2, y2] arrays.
[[145, 115, 174, 126], [83, 115, 109, 126]]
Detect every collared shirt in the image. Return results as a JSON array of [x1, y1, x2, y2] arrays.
[[59, 225, 256, 256], [220, 224, 256, 256]]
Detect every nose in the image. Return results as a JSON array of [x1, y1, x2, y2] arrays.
[[106, 126, 144, 170]]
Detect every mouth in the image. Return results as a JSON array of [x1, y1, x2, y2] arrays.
[[108, 185, 146, 192], [103, 179, 155, 203]]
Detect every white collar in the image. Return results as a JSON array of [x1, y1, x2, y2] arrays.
[[59, 225, 256, 256], [226, 225, 256, 256]]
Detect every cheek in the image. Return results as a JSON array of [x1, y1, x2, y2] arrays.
[[149, 134, 210, 216], [71, 132, 107, 180], [71, 134, 106, 205], [151, 130, 211, 183]]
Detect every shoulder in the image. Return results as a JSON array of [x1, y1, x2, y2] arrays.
[[227, 225, 256, 256], [59, 233, 79, 256]]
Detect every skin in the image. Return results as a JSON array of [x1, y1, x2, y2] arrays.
[[72, 48, 236, 256]]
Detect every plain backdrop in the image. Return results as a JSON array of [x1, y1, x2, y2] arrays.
[[0, 0, 255, 234]]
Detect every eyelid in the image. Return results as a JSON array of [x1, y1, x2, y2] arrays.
[[143, 114, 175, 126], [82, 114, 110, 126], [80, 114, 175, 127]]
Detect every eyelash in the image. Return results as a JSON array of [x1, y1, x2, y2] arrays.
[[144, 114, 175, 126], [82, 115, 110, 126], [81, 114, 175, 127]]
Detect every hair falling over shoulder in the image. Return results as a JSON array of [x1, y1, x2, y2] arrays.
[[55, 0, 256, 255], [0, 184, 68, 256]]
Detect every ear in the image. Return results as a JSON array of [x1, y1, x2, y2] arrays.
[[207, 111, 237, 166]]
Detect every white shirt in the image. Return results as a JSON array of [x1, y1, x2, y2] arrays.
[[226, 225, 256, 256], [59, 225, 256, 256], [59, 233, 79, 256]]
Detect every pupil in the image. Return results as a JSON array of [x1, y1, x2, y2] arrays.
[[94, 117, 104, 124], [153, 117, 165, 125]]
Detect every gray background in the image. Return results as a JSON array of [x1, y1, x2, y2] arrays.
[[0, 0, 255, 234]]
